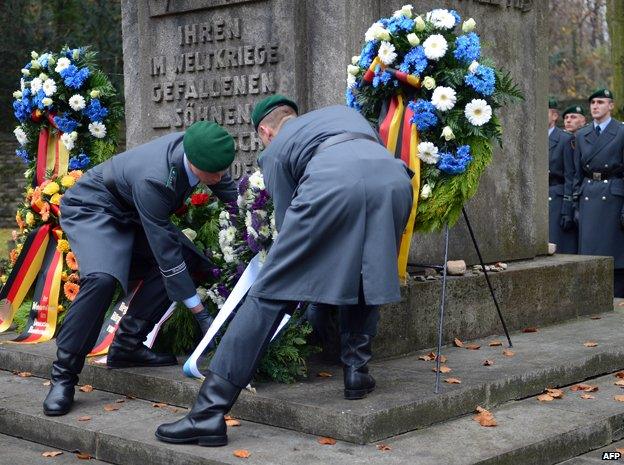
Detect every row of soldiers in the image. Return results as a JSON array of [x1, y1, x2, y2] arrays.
[[548, 89, 624, 296]]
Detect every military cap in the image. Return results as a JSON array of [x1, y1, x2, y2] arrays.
[[252, 94, 298, 130], [548, 97, 559, 109], [588, 88, 614, 101], [562, 105, 586, 118], [183, 121, 235, 173]]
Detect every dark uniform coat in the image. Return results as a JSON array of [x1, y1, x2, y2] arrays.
[[548, 126, 577, 253], [573, 119, 624, 268], [248, 105, 413, 306], [60, 132, 237, 302]]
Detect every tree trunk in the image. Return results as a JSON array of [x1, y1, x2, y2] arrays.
[[607, 0, 624, 119]]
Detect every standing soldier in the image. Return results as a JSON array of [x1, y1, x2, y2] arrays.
[[563, 105, 587, 134], [548, 98, 577, 253], [574, 89, 624, 296], [43, 122, 238, 416]]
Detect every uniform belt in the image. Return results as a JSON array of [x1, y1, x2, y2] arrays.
[[102, 163, 132, 210], [314, 131, 380, 155], [582, 169, 624, 181], [548, 174, 564, 186]]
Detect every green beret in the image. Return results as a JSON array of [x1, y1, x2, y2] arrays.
[[183, 121, 235, 172], [251, 94, 298, 130], [548, 97, 559, 110], [562, 105, 586, 118], [588, 88, 614, 101]]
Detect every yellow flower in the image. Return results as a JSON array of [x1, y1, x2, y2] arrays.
[[0, 275, 7, 284], [58, 305, 64, 313], [25, 212, 35, 226], [60, 175, 75, 188], [43, 182, 60, 196], [50, 193, 62, 206], [61, 272, 68, 282], [57, 240, 70, 253]]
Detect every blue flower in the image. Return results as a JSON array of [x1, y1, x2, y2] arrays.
[[68, 153, 91, 170], [33, 89, 48, 110], [465, 65, 495, 96], [454, 33, 481, 64], [437, 145, 473, 174], [53, 115, 79, 133], [359, 41, 379, 68], [38, 53, 52, 69], [13, 98, 32, 122], [15, 149, 30, 164], [84, 99, 109, 122], [450, 10, 462, 26], [345, 87, 361, 110], [399, 46, 428, 76], [372, 66, 395, 88], [60, 65, 91, 89], [408, 99, 439, 131], [387, 16, 414, 35]]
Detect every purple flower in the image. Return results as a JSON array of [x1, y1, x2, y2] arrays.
[[210, 267, 221, 278], [246, 234, 261, 253], [238, 176, 249, 195], [217, 284, 230, 298], [252, 190, 269, 210]]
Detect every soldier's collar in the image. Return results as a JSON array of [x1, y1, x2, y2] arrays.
[[183, 153, 199, 187]]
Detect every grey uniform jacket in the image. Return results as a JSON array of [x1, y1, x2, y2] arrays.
[[60, 132, 237, 302], [573, 119, 624, 268], [248, 105, 413, 306], [548, 127, 577, 253]]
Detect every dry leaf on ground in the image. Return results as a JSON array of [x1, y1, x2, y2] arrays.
[[483, 360, 494, 366], [473, 406, 497, 427], [444, 378, 462, 384], [42, 451, 63, 457], [418, 353, 434, 361], [615, 380, 624, 387], [77, 416, 91, 422], [580, 394, 595, 399], [522, 327, 538, 333], [16, 371, 32, 378], [226, 418, 241, 427], [318, 437, 337, 445], [115, 398, 125, 403], [616, 372, 624, 379], [317, 371, 333, 378], [570, 384, 598, 392], [233, 450, 251, 458], [614, 395, 624, 402], [590, 316, 602, 320], [617, 448, 624, 454], [502, 350, 515, 357], [103, 404, 120, 412], [453, 338, 464, 347], [224, 414, 233, 420], [376, 443, 391, 452], [75, 452, 92, 460], [537, 394, 554, 402], [432, 365, 452, 373], [465, 344, 481, 350], [583, 341, 598, 348], [152, 403, 168, 408], [42, 380, 51, 386], [488, 340, 503, 347], [546, 388, 564, 399], [79, 385, 93, 393]]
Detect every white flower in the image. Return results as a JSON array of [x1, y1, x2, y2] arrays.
[[41, 97, 53, 107], [347, 64, 360, 75], [258, 249, 268, 263], [21, 69, 30, 76], [38, 73, 49, 81], [225, 226, 237, 243], [259, 225, 271, 238], [469, 61, 479, 73], [441, 126, 455, 141], [70, 131, 78, 141], [415, 16, 426, 31], [401, 4, 413, 17], [249, 171, 265, 190], [431, 86, 457, 111], [90, 90, 101, 98], [60, 133, 75, 151], [423, 34, 448, 60], [417, 142, 440, 164], [30, 78, 43, 93], [426, 9, 456, 30], [182, 228, 197, 241], [465, 99, 493, 126], [42, 79, 57, 97], [377, 41, 397, 65], [12, 90, 22, 99], [365, 22, 390, 42], [20, 79, 25, 91], [423, 76, 436, 90], [30, 60, 41, 70], [55, 57, 71, 73], [24, 168, 33, 179], [347, 73, 357, 89], [88, 122, 107, 138], [31, 51, 39, 59], [420, 184, 432, 199], [462, 18, 476, 33], [270, 212, 278, 240], [351, 55, 360, 65], [219, 210, 231, 227], [406, 33, 420, 46], [69, 94, 86, 111], [72, 49, 80, 60], [14, 127, 27, 146]]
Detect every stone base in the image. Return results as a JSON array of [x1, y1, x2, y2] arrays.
[[374, 254, 613, 358]]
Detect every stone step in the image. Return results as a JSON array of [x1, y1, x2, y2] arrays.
[[4, 368, 624, 464], [1, 307, 624, 444], [0, 432, 110, 464], [556, 439, 624, 464]]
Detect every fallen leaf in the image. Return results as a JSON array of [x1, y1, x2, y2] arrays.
[[226, 418, 241, 427], [431, 365, 452, 373], [475, 406, 489, 414], [79, 385, 93, 393], [418, 353, 434, 361], [580, 394, 595, 399], [115, 399, 125, 403], [483, 360, 494, 366], [522, 327, 538, 333], [437, 354, 447, 363], [570, 384, 599, 392], [537, 394, 554, 402], [502, 349, 515, 357], [224, 414, 233, 420], [590, 316, 602, 320], [473, 407, 497, 427], [233, 450, 251, 458], [152, 403, 168, 408], [75, 452, 92, 460], [318, 437, 336, 445], [615, 371, 624, 379], [316, 371, 333, 378], [465, 344, 481, 350], [617, 448, 624, 454], [583, 341, 598, 348], [546, 388, 564, 399], [42, 451, 63, 457], [615, 380, 624, 387], [376, 443, 391, 452], [17, 371, 32, 378], [453, 338, 464, 348], [444, 377, 462, 384], [103, 404, 120, 412], [488, 340, 503, 347], [125, 395, 136, 400], [615, 395, 624, 402], [77, 416, 91, 422], [42, 380, 51, 386]]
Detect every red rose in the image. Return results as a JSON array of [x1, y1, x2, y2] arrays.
[[190, 193, 210, 206]]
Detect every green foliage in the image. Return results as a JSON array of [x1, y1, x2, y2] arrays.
[[153, 304, 201, 355], [13, 298, 33, 334]]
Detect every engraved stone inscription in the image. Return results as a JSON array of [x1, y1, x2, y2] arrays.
[[456, 0, 533, 12]]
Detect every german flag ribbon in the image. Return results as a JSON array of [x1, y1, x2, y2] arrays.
[[36, 114, 70, 186]]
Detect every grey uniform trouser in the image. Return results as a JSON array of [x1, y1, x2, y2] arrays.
[[209, 295, 380, 388]]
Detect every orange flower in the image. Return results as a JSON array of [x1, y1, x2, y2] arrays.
[[63, 282, 80, 301], [15, 211, 25, 230], [9, 248, 19, 265], [67, 273, 80, 283], [66, 252, 79, 271], [40, 202, 50, 222], [68, 170, 83, 180]]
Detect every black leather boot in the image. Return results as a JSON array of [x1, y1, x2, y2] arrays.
[[341, 333, 376, 400], [43, 348, 85, 416], [155, 370, 241, 446], [107, 315, 177, 368]]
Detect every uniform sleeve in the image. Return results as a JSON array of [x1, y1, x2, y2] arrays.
[[562, 134, 576, 213], [132, 178, 197, 302], [572, 133, 582, 202], [209, 173, 238, 203], [258, 152, 296, 232]]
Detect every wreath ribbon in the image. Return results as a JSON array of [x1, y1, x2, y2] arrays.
[[36, 114, 70, 186]]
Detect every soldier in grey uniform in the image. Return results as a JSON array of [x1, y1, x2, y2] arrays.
[[155, 95, 413, 447], [563, 105, 587, 134], [43, 122, 238, 416], [548, 98, 577, 253], [573, 89, 624, 296]]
